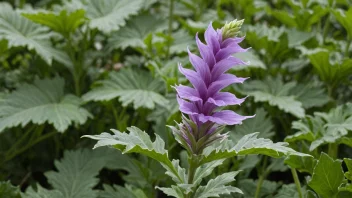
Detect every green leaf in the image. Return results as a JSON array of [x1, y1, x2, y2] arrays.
[[83, 126, 184, 184], [193, 171, 243, 198], [193, 159, 226, 187], [309, 51, 352, 88], [240, 77, 305, 118], [286, 28, 313, 48], [231, 108, 274, 142], [239, 179, 279, 198], [83, 69, 169, 109], [0, 181, 21, 198], [233, 50, 267, 70], [0, 2, 71, 66], [22, 185, 63, 198], [284, 155, 317, 174], [157, 186, 184, 198], [108, 14, 167, 50], [289, 83, 329, 108], [333, 8, 352, 40], [274, 184, 300, 198], [22, 9, 86, 36], [85, 0, 144, 33], [98, 184, 137, 198], [200, 133, 310, 165], [169, 30, 194, 54], [308, 153, 344, 198], [344, 158, 352, 180], [0, 77, 91, 133]]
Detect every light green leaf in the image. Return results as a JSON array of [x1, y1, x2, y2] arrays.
[[308, 153, 344, 198], [98, 184, 137, 198], [274, 184, 300, 198], [83, 126, 184, 184], [83, 69, 169, 109], [290, 83, 329, 108], [156, 186, 184, 198], [309, 51, 352, 88], [0, 181, 21, 198], [333, 8, 352, 40], [231, 108, 274, 142], [284, 155, 317, 174], [286, 28, 314, 48], [22, 185, 63, 198], [233, 50, 266, 69], [169, 30, 194, 54], [193, 159, 226, 187], [108, 14, 167, 50], [200, 133, 310, 165], [270, 10, 297, 27], [193, 171, 243, 198], [240, 77, 305, 118], [0, 2, 71, 66], [239, 179, 279, 198], [85, 0, 143, 33], [0, 77, 91, 133], [22, 9, 86, 36]]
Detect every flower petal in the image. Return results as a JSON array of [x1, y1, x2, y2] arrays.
[[198, 110, 254, 125], [207, 74, 248, 97], [175, 85, 202, 102], [221, 37, 245, 48], [215, 45, 248, 62], [207, 92, 246, 106], [177, 96, 199, 115], [178, 63, 207, 98], [204, 23, 220, 53], [188, 49, 211, 85], [211, 57, 245, 81], [196, 34, 216, 69]]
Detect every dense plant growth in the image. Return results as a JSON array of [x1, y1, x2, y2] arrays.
[[0, 0, 352, 198]]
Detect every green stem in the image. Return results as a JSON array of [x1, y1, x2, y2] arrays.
[[111, 103, 120, 129], [291, 168, 303, 198], [4, 131, 56, 163], [166, 0, 174, 59], [323, 13, 330, 43], [255, 156, 268, 198], [186, 155, 199, 198], [328, 143, 338, 159], [345, 39, 351, 57]]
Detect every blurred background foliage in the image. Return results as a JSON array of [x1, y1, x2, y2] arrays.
[[0, 0, 352, 197]]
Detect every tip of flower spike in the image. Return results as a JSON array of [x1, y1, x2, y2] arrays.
[[222, 19, 244, 40]]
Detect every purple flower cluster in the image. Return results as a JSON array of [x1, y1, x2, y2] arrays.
[[172, 22, 253, 154]]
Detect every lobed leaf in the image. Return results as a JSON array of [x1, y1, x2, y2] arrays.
[[0, 77, 91, 133]]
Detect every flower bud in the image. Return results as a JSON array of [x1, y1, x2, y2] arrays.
[[222, 19, 244, 39]]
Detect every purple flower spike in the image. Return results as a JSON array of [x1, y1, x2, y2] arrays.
[[172, 20, 254, 154]]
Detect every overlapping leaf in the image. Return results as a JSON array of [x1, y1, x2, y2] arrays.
[[108, 14, 167, 50], [0, 77, 91, 133], [333, 8, 352, 40], [0, 181, 21, 198], [0, 2, 71, 66], [83, 126, 184, 184], [83, 69, 169, 109], [240, 77, 305, 118]]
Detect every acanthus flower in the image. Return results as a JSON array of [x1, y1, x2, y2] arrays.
[[171, 21, 254, 154]]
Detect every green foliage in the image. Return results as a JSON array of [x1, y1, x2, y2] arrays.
[[0, 181, 21, 198], [23, 9, 86, 37], [0, 2, 71, 66], [333, 8, 352, 40], [83, 69, 169, 109], [308, 153, 344, 198], [0, 77, 91, 133]]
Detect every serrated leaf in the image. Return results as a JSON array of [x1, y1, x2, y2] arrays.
[[240, 77, 305, 118], [200, 133, 310, 165], [83, 126, 184, 184], [83, 69, 169, 109], [0, 181, 21, 198], [193, 171, 243, 198], [157, 186, 184, 198], [308, 153, 344, 198], [290, 83, 329, 108], [333, 8, 352, 40], [239, 179, 279, 198], [98, 184, 137, 198], [231, 108, 274, 142], [22, 9, 86, 36], [309, 51, 352, 88], [108, 14, 167, 50], [85, 0, 143, 33], [193, 159, 226, 187], [0, 77, 91, 133], [22, 185, 63, 198], [169, 30, 194, 54], [0, 2, 71, 66], [286, 28, 314, 48]]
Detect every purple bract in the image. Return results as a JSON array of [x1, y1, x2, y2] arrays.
[[172, 22, 253, 154]]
